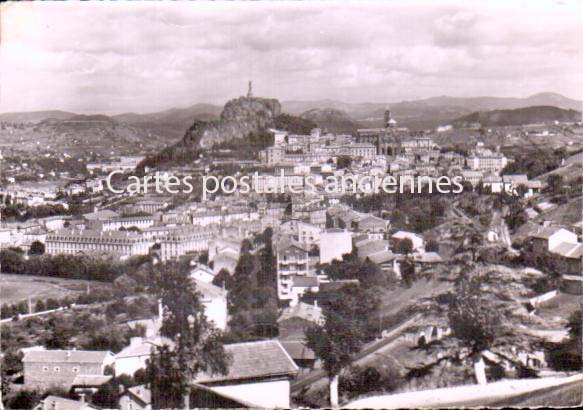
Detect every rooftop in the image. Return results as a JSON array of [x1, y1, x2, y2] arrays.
[[195, 340, 298, 384], [23, 349, 113, 364]]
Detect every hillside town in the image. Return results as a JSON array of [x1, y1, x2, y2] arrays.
[[1, 1, 583, 409], [2, 86, 582, 408]]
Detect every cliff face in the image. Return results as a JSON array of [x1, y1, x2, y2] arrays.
[[182, 96, 281, 149]]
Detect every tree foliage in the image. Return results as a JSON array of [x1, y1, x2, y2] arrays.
[[146, 266, 229, 409], [306, 285, 379, 377], [447, 275, 501, 353]]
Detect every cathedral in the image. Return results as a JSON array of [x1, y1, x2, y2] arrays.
[[356, 108, 402, 156]]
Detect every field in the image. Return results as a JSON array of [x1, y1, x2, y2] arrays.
[[0, 273, 111, 304]]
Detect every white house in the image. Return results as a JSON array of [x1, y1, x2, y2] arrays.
[[392, 231, 425, 252], [195, 340, 298, 409], [114, 337, 162, 377], [531, 227, 578, 252], [117, 340, 298, 409], [189, 264, 215, 283], [193, 279, 228, 330]]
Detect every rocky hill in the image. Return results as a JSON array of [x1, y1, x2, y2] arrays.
[[300, 108, 359, 135], [453, 106, 582, 127], [179, 96, 281, 149]]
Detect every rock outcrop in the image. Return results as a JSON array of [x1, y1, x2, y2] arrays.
[[182, 96, 281, 149]]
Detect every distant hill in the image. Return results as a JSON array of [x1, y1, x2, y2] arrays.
[[453, 106, 582, 127], [283, 92, 582, 130], [0, 114, 174, 156], [113, 104, 222, 141], [300, 108, 359, 134], [0, 110, 77, 123]]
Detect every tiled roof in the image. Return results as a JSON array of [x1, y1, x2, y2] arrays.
[[292, 276, 319, 288], [127, 385, 151, 406], [193, 279, 227, 299], [35, 396, 99, 410], [552, 242, 583, 258], [279, 340, 317, 360], [23, 350, 112, 364], [413, 252, 444, 263], [196, 340, 298, 383], [368, 250, 397, 264], [71, 375, 112, 387], [530, 226, 570, 239], [82, 209, 119, 220]]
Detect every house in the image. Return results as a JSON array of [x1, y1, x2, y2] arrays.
[[195, 340, 299, 409], [192, 279, 228, 330], [82, 209, 119, 221], [276, 238, 314, 303], [33, 395, 100, 410], [280, 220, 322, 245], [550, 242, 583, 275], [189, 264, 215, 283], [277, 302, 322, 370], [114, 337, 164, 377], [289, 276, 320, 306], [319, 228, 352, 264], [70, 375, 113, 397], [355, 215, 389, 240], [412, 252, 444, 271], [392, 231, 424, 252], [119, 383, 259, 410], [22, 350, 114, 389], [356, 238, 390, 259], [277, 302, 324, 339], [529, 227, 578, 253], [212, 252, 239, 276]]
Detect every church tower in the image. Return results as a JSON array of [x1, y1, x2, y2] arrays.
[[384, 108, 392, 128], [247, 81, 253, 98]]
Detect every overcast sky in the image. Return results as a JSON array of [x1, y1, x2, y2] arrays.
[[1, 0, 582, 114]]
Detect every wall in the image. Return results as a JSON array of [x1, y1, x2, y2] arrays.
[[209, 378, 291, 408]]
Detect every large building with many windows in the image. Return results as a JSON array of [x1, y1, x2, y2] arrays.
[[159, 226, 215, 262], [45, 229, 153, 257]]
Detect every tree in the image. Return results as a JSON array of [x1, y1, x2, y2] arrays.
[[400, 258, 416, 287], [337, 155, 352, 169], [305, 285, 379, 406], [28, 241, 45, 256], [146, 267, 229, 409], [448, 275, 501, 384], [548, 309, 582, 371], [547, 174, 564, 194], [394, 238, 414, 255], [465, 229, 484, 262]]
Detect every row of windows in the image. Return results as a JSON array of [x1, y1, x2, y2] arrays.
[[41, 366, 79, 373]]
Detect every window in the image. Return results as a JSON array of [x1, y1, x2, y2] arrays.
[[72, 367, 79, 373], [54, 367, 60, 372], [42, 366, 49, 372]]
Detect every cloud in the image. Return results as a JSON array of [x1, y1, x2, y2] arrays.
[[1, 0, 582, 114]]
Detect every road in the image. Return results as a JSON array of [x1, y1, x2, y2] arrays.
[[291, 313, 422, 393], [492, 208, 519, 255]]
